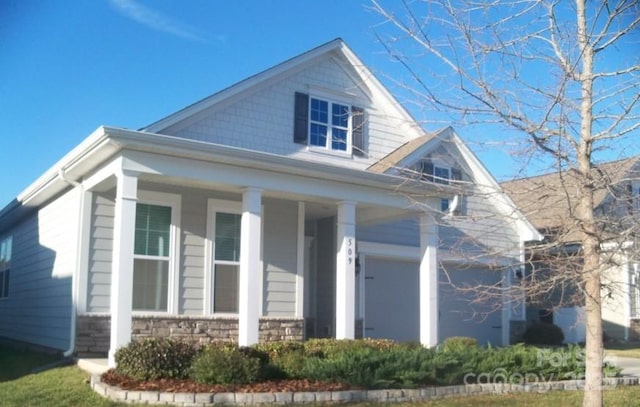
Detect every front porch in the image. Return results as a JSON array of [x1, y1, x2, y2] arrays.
[[75, 138, 444, 367]]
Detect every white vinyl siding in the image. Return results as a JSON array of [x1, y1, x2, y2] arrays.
[[87, 192, 115, 313], [262, 200, 298, 316], [0, 188, 81, 350]]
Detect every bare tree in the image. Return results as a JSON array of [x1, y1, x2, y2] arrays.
[[371, 0, 640, 405]]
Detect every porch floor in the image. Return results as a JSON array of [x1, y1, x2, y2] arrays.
[[76, 358, 109, 375]]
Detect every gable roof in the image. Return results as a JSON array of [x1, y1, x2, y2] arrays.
[[143, 38, 424, 142], [369, 126, 542, 242], [367, 133, 436, 174], [501, 156, 640, 242]]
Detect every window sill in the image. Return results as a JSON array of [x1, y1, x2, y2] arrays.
[[306, 146, 352, 159]]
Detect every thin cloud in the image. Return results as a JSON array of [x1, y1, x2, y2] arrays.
[[109, 0, 210, 42]]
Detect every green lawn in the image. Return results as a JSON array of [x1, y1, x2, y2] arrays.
[[1, 344, 640, 406], [606, 342, 640, 359]]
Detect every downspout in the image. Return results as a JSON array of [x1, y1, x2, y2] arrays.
[[58, 168, 81, 358]]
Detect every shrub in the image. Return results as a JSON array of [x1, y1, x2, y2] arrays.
[[190, 345, 261, 385], [303, 338, 398, 359], [303, 345, 442, 388], [253, 341, 306, 379], [114, 338, 196, 381], [440, 336, 478, 353], [522, 322, 565, 346]]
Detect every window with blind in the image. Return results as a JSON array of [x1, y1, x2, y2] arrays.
[[213, 212, 241, 313], [133, 203, 171, 311], [0, 236, 12, 299]]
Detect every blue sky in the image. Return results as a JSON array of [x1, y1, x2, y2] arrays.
[[1, 1, 637, 208]]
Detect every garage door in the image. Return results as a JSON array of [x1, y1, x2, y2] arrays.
[[364, 258, 419, 342], [438, 266, 503, 346], [364, 257, 503, 345]]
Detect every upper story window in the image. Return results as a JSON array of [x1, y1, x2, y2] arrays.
[[0, 236, 12, 299], [309, 98, 350, 151], [294, 92, 365, 156], [419, 161, 462, 184]]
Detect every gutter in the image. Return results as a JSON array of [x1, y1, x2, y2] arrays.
[[58, 168, 81, 358]]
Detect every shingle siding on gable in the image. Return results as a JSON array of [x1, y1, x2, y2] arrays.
[[168, 57, 411, 170]]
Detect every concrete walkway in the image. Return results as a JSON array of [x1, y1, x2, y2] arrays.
[[607, 355, 640, 377], [77, 358, 109, 375]]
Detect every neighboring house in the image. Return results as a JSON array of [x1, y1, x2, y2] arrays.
[[0, 39, 540, 367], [502, 157, 640, 343]]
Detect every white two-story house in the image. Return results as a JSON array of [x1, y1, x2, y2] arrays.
[[0, 39, 540, 367]]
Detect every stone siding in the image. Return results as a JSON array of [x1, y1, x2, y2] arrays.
[[76, 314, 304, 357], [630, 319, 640, 341]]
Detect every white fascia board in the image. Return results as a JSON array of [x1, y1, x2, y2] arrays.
[[105, 126, 446, 204], [0, 126, 120, 229], [120, 148, 420, 209], [338, 42, 427, 143], [446, 127, 543, 242]]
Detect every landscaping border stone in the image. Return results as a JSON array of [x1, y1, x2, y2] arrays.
[[90, 375, 640, 406]]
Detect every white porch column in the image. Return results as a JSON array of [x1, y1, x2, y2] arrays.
[[108, 170, 138, 368], [336, 201, 356, 339], [419, 213, 438, 347], [238, 187, 262, 346], [295, 202, 305, 318]]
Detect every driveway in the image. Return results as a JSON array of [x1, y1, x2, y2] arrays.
[[606, 356, 640, 377]]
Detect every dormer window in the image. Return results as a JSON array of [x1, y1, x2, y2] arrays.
[[434, 166, 450, 185], [419, 160, 462, 184], [293, 92, 365, 156], [310, 98, 349, 151]]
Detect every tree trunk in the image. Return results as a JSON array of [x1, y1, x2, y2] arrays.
[[582, 250, 604, 407], [576, 0, 603, 404]]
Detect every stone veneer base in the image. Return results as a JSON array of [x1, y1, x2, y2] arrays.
[[91, 375, 640, 406], [76, 314, 305, 357]]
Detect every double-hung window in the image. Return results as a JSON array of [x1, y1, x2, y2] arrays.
[[0, 236, 12, 299], [309, 98, 350, 152], [632, 265, 640, 318], [133, 203, 172, 312], [293, 92, 365, 156], [213, 211, 241, 313]]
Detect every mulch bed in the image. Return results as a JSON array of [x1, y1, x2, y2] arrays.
[[101, 370, 352, 393]]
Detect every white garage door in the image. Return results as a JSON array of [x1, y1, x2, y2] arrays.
[[364, 258, 419, 342], [364, 258, 503, 345], [438, 266, 503, 346]]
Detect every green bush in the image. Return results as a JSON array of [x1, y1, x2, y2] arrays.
[[303, 338, 398, 359], [303, 345, 443, 388], [190, 345, 262, 385], [252, 342, 306, 379], [522, 322, 565, 346], [440, 336, 479, 353], [114, 338, 196, 381]]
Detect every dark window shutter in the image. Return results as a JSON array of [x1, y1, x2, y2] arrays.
[[294, 92, 309, 144], [351, 106, 365, 156], [451, 168, 462, 181], [422, 161, 434, 182]]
